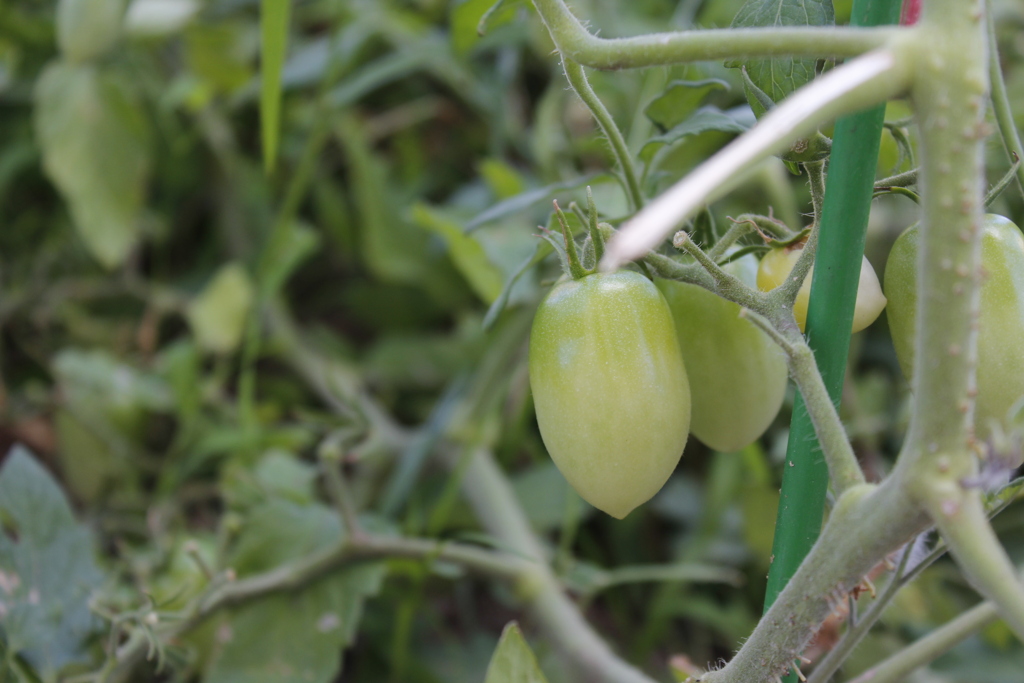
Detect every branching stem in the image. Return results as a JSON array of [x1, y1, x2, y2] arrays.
[[531, 0, 903, 70]]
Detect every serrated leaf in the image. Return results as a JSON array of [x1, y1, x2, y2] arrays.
[[644, 79, 730, 131], [34, 62, 150, 268], [206, 499, 387, 683], [728, 0, 834, 114], [639, 106, 753, 164], [483, 622, 550, 683], [0, 447, 105, 679], [260, 0, 289, 173], [187, 263, 255, 354], [411, 204, 504, 303]]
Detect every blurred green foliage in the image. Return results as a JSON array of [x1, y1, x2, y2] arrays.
[[0, 0, 1023, 682]]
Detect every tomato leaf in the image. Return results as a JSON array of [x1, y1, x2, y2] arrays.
[[639, 106, 753, 164], [644, 78, 730, 131], [483, 622, 550, 683], [727, 0, 834, 116]]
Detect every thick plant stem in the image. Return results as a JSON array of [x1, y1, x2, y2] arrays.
[[531, 0, 901, 70], [562, 59, 644, 211], [601, 47, 912, 270], [900, 0, 987, 472], [900, 0, 1024, 655], [846, 599, 1001, 683], [458, 447, 657, 683], [699, 482, 929, 683], [988, 10, 1024, 198]]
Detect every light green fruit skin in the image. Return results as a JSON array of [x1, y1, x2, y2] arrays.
[[529, 271, 691, 519], [885, 215, 1024, 441], [656, 275, 788, 453], [757, 247, 887, 333]]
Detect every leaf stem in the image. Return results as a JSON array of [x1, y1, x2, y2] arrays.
[[562, 59, 644, 211]]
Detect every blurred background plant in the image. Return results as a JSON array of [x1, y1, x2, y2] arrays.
[[1, 0, 1023, 682]]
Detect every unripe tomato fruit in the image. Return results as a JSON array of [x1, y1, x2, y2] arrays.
[[756, 245, 887, 333], [885, 214, 1024, 444], [529, 271, 691, 519], [657, 255, 788, 452]]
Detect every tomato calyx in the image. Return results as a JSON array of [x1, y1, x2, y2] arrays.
[[540, 189, 611, 282]]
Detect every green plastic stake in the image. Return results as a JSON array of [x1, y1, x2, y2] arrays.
[[762, 0, 902, 677]]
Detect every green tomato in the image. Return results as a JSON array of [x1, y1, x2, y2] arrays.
[[529, 271, 691, 519], [885, 214, 1024, 443], [657, 255, 788, 453], [756, 244, 887, 333]]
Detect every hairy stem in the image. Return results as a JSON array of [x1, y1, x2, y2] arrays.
[[531, 0, 902, 70], [562, 59, 644, 211], [786, 342, 866, 495], [699, 481, 929, 683]]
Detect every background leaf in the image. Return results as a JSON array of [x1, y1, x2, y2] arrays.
[[0, 447, 105, 679], [483, 622, 550, 683], [260, 0, 290, 173], [205, 499, 387, 683], [644, 79, 730, 131], [34, 62, 150, 268]]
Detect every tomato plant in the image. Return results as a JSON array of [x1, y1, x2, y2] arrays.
[[656, 255, 788, 453], [529, 270, 690, 519], [756, 242, 887, 333], [885, 214, 1024, 447]]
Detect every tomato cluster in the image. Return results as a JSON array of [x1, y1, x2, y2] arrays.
[[529, 256, 789, 518], [529, 212, 1024, 519]]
